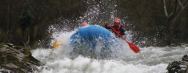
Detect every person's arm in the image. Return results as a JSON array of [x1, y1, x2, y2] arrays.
[[120, 27, 125, 33], [120, 25, 126, 35], [104, 23, 112, 29]]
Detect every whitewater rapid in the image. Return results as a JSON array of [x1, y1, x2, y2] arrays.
[[32, 31, 188, 73]]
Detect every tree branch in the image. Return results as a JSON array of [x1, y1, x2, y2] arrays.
[[183, 0, 188, 9], [177, 0, 184, 9], [163, 0, 169, 17]]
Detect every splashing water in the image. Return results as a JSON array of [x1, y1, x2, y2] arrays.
[[80, 0, 118, 25], [32, 30, 188, 73], [31, 0, 188, 73]]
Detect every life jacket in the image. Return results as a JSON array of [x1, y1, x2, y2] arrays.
[[109, 23, 125, 37]]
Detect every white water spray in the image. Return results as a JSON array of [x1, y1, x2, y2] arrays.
[[32, 30, 188, 73], [32, 0, 188, 73]]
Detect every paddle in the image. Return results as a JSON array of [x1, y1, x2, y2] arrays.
[[122, 37, 140, 53], [108, 25, 140, 53], [51, 40, 62, 48]]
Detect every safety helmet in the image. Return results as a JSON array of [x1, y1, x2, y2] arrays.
[[114, 17, 121, 25]]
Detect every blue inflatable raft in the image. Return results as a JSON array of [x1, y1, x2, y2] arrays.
[[70, 25, 116, 58]]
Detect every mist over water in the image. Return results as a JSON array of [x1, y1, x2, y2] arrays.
[[32, 31, 188, 73]]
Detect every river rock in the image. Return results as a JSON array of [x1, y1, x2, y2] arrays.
[[0, 43, 40, 73], [167, 55, 188, 73]]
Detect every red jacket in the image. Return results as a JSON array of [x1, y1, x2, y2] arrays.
[[105, 23, 125, 37]]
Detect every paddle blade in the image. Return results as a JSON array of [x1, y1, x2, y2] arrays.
[[51, 40, 62, 49], [127, 42, 140, 53]]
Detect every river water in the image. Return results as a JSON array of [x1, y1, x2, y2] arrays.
[[32, 31, 188, 73], [32, 0, 188, 72]]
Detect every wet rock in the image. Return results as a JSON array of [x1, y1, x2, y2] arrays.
[[0, 43, 41, 73], [167, 55, 188, 73]]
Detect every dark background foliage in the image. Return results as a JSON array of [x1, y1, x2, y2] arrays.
[[118, 0, 188, 46], [0, 0, 187, 47]]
